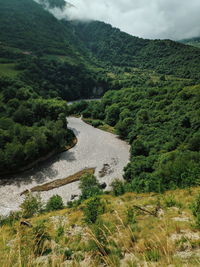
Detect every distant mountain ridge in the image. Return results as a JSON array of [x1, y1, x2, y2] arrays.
[[1, 0, 200, 80], [180, 36, 200, 49], [75, 21, 200, 80]]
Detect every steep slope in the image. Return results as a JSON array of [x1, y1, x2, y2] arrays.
[[0, 0, 78, 56], [75, 21, 200, 80]]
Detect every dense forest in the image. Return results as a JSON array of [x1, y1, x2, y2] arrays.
[[0, 76, 75, 174], [75, 21, 200, 80], [69, 73, 200, 192], [0, 0, 200, 187]]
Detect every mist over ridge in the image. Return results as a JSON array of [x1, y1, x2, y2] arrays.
[[36, 0, 200, 40]]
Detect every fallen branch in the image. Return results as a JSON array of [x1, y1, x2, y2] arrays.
[[133, 205, 158, 217]]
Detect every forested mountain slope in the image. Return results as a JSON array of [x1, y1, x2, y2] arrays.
[[180, 37, 200, 48], [75, 21, 200, 80], [0, 0, 78, 56]]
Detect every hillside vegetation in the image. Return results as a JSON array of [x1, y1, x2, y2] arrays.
[[0, 1, 200, 265], [0, 76, 74, 174], [0, 177, 200, 266], [75, 21, 200, 80], [69, 71, 200, 193], [180, 37, 200, 49]]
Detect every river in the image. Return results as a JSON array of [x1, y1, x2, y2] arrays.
[[0, 117, 130, 216]]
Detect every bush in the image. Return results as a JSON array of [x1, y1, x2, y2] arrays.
[[83, 197, 105, 224], [0, 211, 21, 227], [188, 133, 200, 151], [79, 174, 102, 200], [144, 249, 161, 262], [125, 207, 137, 227], [91, 120, 104, 127], [46, 195, 64, 211], [32, 220, 51, 256], [190, 193, 200, 229], [20, 193, 42, 218], [111, 179, 125, 196], [131, 140, 149, 157], [164, 195, 179, 208]]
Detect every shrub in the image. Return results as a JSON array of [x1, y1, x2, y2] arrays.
[[32, 220, 51, 256], [188, 133, 200, 151], [0, 211, 21, 227], [91, 120, 104, 127], [83, 197, 105, 224], [144, 249, 161, 262], [111, 179, 125, 196], [131, 140, 149, 157], [79, 174, 102, 200], [125, 207, 137, 226], [20, 193, 42, 218], [46, 195, 64, 211], [164, 195, 178, 207], [190, 193, 200, 229]]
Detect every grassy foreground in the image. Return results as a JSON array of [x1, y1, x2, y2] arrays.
[[1, 187, 200, 266]]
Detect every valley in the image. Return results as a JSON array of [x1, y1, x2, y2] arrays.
[[0, 117, 130, 216], [0, 0, 200, 265]]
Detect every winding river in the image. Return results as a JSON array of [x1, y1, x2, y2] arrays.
[[0, 117, 130, 216]]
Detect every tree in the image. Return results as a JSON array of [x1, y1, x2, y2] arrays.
[[83, 197, 105, 224], [105, 104, 120, 126], [20, 193, 42, 218], [46, 195, 64, 211], [79, 174, 102, 200]]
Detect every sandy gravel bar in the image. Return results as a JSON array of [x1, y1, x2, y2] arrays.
[[0, 117, 130, 216]]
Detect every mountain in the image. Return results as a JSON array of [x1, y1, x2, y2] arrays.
[[0, 0, 78, 56], [37, 0, 66, 9], [1, 0, 200, 80], [180, 36, 200, 49], [75, 21, 200, 80]]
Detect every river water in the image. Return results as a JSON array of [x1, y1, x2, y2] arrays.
[[0, 117, 130, 216]]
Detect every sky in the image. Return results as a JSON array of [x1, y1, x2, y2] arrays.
[[49, 0, 200, 40]]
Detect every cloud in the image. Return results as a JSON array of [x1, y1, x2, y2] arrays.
[[46, 0, 200, 40]]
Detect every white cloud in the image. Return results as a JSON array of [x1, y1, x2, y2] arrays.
[[47, 0, 200, 40]]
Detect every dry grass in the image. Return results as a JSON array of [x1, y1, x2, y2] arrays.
[[1, 187, 200, 266]]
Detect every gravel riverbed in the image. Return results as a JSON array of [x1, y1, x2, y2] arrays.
[[0, 117, 130, 216]]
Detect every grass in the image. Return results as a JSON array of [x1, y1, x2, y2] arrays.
[[0, 186, 199, 266], [0, 63, 19, 77], [20, 168, 95, 195]]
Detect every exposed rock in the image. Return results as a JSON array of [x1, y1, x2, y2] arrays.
[[172, 217, 190, 222], [171, 230, 200, 242]]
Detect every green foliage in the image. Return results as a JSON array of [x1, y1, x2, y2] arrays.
[[164, 195, 180, 208], [125, 207, 137, 227], [83, 197, 105, 224], [190, 193, 200, 229], [111, 179, 125, 196], [105, 104, 120, 126], [76, 21, 200, 80], [45, 195, 64, 212], [144, 249, 161, 262], [0, 211, 21, 227], [0, 76, 74, 174], [32, 220, 51, 256], [20, 193, 42, 218], [188, 132, 200, 151], [79, 174, 103, 200], [80, 81, 200, 193]]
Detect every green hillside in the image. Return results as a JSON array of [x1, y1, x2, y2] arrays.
[[75, 21, 200, 80], [0, 0, 78, 57], [180, 37, 200, 49]]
